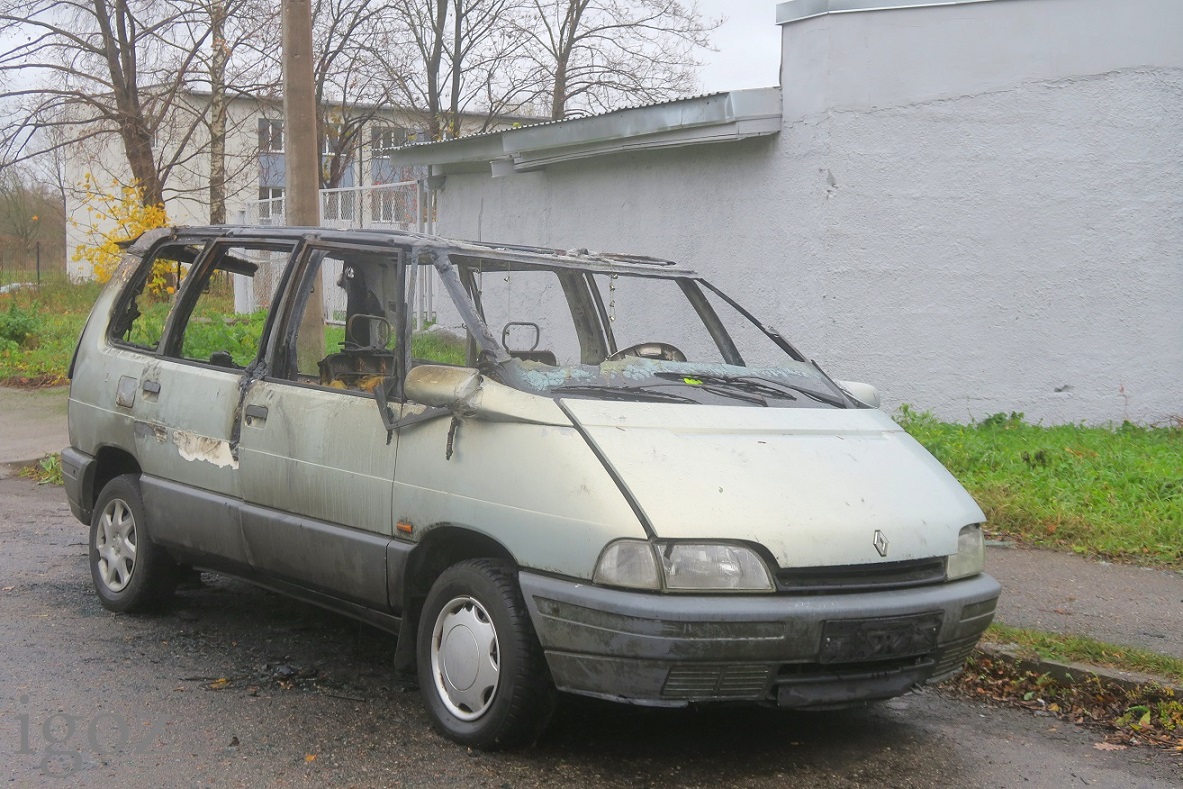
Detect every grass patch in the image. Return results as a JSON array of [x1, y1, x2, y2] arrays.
[[0, 278, 469, 386], [20, 453, 64, 486], [411, 330, 468, 366], [984, 623, 1183, 685], [0, 278, 103, 386], [324, 325, 466, 366], [897, 407, 1183, 567]]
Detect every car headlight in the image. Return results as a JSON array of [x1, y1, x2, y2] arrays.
[[594, 540, 774, 592], [946, 524, 985, 580]]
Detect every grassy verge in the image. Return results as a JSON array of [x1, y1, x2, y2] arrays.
[[897, 407, 1183, 568], [983, 623, 1183, 685], [0, 278, 102, 386]]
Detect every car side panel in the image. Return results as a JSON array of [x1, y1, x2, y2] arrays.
[[236, 379, 399, 608], [391, 411, 644, 580]]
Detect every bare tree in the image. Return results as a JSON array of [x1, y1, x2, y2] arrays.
[[0, 165, 66, 274], [312, 0, 407, 187], [522, 0, 719, 120], [387, 0, 533, 140], [185, 0, 281, 220], [0, 0, 211, 206]]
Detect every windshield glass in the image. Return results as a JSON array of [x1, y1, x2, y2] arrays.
[[426, 252, 851, 409]]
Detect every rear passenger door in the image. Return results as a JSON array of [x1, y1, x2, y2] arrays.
[[235, 243, 409, 608], [109, 237, 294, 568]]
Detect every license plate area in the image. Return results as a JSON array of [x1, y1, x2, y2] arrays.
[[819, 612, 943, 664]]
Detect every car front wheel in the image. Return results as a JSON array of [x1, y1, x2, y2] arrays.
[[90, 474, 176, 613], [417, 559, 555, 749]]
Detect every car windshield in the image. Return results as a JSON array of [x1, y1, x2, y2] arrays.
[[419, 249, 851, 409]]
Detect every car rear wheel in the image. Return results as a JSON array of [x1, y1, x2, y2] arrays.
[[90, 474, 176, 613], [417, 559, 555, 749]]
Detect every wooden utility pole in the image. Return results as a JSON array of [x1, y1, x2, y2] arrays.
[[283, 0, 323, 370], [282, 0, 319, 225]]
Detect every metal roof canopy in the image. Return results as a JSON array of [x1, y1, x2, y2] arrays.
[[386, 88, 783, 178], [775, 0, 1017, 25]]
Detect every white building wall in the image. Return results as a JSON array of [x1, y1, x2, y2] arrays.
[[65, 93, 268, 278], [431, 0, 1183, 425]]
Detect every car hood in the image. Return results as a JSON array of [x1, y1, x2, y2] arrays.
[[560, 400, 985, 568]]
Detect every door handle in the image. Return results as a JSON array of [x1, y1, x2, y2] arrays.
[[142, 380, 161, 395], [244, 404, 269, 426]]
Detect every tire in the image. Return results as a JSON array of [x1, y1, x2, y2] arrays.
[[416, 559, 555, 750], [89, 474, 176, 613]]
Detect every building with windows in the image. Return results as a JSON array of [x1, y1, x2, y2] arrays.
[[64, 90, 532, 276]]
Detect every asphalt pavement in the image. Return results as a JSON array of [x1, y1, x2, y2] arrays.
[[2, 384, 1180, 685]]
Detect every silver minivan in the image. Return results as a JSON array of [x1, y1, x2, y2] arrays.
[[63, 227, 1000, 749]]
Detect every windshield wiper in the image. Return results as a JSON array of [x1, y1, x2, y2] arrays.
[[654, 372, 848, 408], [552, 384, 698, 403]]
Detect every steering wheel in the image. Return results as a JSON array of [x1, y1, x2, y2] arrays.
[[605, 342, 687, 362]]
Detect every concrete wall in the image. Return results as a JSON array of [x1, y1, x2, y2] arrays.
[[432, 0, 1183, 425]]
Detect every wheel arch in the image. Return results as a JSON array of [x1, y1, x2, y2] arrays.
[[403, 525, 517, 611], [392, 524, 518, 677], [91, 446, 142, 507]]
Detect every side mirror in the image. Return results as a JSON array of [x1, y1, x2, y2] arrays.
[[836, 380, 881, 409], [405, 364, 481, 408]]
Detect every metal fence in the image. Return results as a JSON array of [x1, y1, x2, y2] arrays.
[[237, 180, 438, 328]]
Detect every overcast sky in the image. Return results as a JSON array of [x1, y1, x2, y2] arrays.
[[694, 0, 784, 93]]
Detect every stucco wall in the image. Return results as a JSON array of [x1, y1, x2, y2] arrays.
[[432, 0, 1183, 424]]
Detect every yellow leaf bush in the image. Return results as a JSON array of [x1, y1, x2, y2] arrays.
[[71, 175, 169, 290]]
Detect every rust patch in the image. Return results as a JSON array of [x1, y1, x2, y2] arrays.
[[133, 420, 167, 443]]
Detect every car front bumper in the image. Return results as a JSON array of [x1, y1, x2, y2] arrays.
[[518, 571, 1000, 708]]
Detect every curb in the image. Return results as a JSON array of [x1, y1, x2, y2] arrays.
[[977, 642, 1181, 694]]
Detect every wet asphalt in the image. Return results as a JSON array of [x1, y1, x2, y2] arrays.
[[1, 476, 1181, 787]]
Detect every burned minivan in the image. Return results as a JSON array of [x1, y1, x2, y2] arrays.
[[63, 227, 1000, 749]]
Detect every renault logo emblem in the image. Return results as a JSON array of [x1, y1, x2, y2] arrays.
[[873, 530, 889, 557]]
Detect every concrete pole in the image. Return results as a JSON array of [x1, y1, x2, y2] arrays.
[[282, 0, 324, 372]]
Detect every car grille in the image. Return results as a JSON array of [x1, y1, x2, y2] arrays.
[[776, 558, 947, 594], [662, 664, 774, 700], [928, 635, 982, 680]]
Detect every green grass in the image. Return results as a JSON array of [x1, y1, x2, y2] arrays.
[[19, 453, 64, 486], [410, 330, 468, 365], [181, 307, 269, 368], [324, 323, 467, 365], [897, 407, 1183, 567], [984, 623, 1183, 685], [0, 278, 103, 385], [0, 279, 468, 384]]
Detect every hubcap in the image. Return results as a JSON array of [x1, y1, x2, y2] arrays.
[[95, 498, 137, 592], [429, 595, 500, 721]]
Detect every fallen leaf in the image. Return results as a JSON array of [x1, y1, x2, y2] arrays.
[[1093, 742, 1126, 751], [208, 678, 231, 690], [305, 754, 317, 763], [1, 586, 14, 592]]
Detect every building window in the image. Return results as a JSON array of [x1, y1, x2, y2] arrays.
[[322, 123, 344, 157], [258, 119, 284, 152], [258, 187, 284, 220], [371, 126, 408, 157]]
